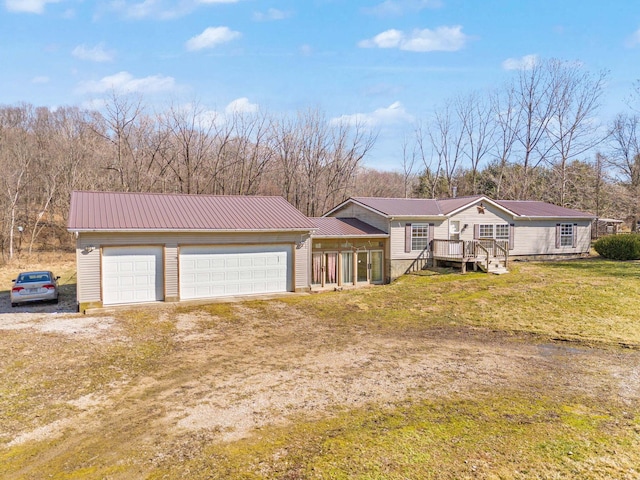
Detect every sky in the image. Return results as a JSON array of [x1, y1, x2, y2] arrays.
[[1, 0, 640, 171]]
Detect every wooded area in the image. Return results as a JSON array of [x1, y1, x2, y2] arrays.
[[1, 58, 639, 261]]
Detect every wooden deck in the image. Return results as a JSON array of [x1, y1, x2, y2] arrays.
[[430, 239, 509, 274]]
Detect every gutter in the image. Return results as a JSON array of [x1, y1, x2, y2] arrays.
[[68, 228, 318, 234]]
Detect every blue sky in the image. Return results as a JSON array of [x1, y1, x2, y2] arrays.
[[1, 0, 640, 170]]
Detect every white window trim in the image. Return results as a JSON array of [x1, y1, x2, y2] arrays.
[[479, 223, 509, 240], [411, 223, 429, 251], [560, 223, 574, 247]]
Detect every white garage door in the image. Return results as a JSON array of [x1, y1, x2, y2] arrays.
[[102, 246, 164, 305], [179, 245, 290, 300]]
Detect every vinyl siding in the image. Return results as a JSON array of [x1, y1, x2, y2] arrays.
[[165, 245, 178, 299], [76, 242, 102, 304], [328, 204, 390, 233], [76, 231, 309, 304], [448, 204, 591, 255], [389, 219, 447, 260], [295, 238, 311, 291], [508, 220, 591, 255]]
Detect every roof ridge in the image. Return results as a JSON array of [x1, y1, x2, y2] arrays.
[[73, 190, 283, 199]]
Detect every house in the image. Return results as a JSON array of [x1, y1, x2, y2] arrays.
[[592, 218, 624, 239], [324, 196, 595, 280], [68, 191, 316, 312], [68, 191, 595, 311]]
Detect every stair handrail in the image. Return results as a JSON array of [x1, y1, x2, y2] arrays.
[[475, 241, 490, 271]]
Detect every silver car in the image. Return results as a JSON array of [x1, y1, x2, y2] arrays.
[[10, 271, 60, 307]]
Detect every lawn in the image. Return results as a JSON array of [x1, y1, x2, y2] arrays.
[[1, 256, 639, 479]]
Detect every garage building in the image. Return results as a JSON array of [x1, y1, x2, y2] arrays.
[[68, 191, 315, 312]]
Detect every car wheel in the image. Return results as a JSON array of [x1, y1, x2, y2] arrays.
[[54, 296, 59, 304]]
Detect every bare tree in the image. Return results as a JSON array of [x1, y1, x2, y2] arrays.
[[545, 62, 608, 206], [159, 101, 217, 194], [608, 113, 640, 230], [427, 99, 467, 197]]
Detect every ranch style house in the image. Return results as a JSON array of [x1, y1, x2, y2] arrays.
[[68, 191, 594, 312]]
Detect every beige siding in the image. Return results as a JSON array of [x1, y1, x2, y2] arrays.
[[76, 240, 102, 303], [448, 204, 592, 255], [76, 231, 310, 304], [448, 205, 513, 243], [509, 220, 591, 255], [389, 219, 446, 260], [329, 204, 389, 232], [165, 245, 179, 299], [295, 238, 311, 291]]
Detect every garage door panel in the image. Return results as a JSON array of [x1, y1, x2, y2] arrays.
[[179, 245, 290, 300], [103, 247, 163, 305]]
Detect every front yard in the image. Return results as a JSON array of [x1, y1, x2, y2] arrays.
[[0, 256, 639, 479]]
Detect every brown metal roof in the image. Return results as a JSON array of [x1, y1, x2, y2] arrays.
[[68, 191, 316, 231], [350, 197, 443, 216], [436, 196, 484, 215], [493, 200, 595, 218], [329, 196, 595, 219], [310, 217, 387, 237]]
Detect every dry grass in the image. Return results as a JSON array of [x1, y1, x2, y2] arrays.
[[1, 256, 640, 479]]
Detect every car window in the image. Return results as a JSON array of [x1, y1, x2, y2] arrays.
[[17, 273, 51, 283]]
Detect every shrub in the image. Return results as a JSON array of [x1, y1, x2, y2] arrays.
[[593, 234, 640, 260]]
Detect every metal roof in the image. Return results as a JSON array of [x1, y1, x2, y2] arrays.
[[350, 197, 443, 216], [493, 200, 595, 218], [436, 196, 484, 215], [333, 196, 594, 219], [68, 191, 316, 231], [310, 217, 387, 237]]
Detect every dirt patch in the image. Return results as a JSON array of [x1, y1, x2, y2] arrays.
[[2, 300, 640, 473]]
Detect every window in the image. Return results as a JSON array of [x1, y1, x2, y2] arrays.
[[560, 223, 573, 246], [478, 224, 494, 239], [342, 252, 353, 284], [478, 224, 509, 241], [411, 223, 429, 251], [495, 224, 510, 240]]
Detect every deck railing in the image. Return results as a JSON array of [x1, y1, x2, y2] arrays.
[[431, 238, 509, 271]]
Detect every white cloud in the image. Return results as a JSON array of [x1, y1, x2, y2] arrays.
[[358, 26, 468, 52], [76, 71, 176, 94], [363, 0, 442, 17], [253, 8, 290, 21], [625, 28, 640, 48], [225, 97, 259, 114], [72, 43, 115, 62], [5, 0, 59, 14], [186, 26, 241, 51], [331, 101, 414, 127], [502, 54, 539, 70]]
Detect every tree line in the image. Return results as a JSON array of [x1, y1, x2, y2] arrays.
[[1, 57, 639, 261]]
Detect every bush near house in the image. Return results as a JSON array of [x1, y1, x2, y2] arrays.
[[593, 233, 640, 260]]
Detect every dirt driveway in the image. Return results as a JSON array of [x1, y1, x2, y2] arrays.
[[1, 297, 639, 454]]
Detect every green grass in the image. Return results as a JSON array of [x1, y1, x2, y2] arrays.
[[2, 257, 640, 479], [284, 258, 640, 347], [150, 394, 640, 479]]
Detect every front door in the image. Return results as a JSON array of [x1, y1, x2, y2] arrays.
[[449, 221, 461, 255]]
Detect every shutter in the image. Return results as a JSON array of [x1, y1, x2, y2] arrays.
[[509, 224, 515, 250], [428, 223, 435, 246], [405, 223, 412, 253], [555, 224, 561, 249], [473, 224, 479, 240], [572, 223, 578, 248]]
